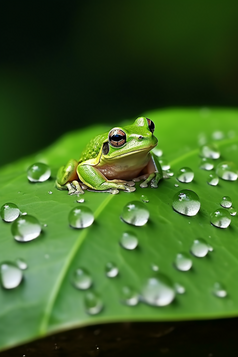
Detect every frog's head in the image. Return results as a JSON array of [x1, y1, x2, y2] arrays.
[[102, 117, 158, 159]]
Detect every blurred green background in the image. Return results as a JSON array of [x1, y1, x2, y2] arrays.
[[1, 0, 238, 166]]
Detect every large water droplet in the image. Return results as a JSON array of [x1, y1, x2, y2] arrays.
[[11, 215, 41, 242], [210, 208, 231, 229], [220, 196, 232, 208], [120, 232, 138, 250], [121, 286, 139, 306], [207, 173, 219, 186], [172, 190, 201, 216], [200, 144, 220, 159], [0, 203, 20, 222], [176, 167, 194, 183], [200, 158, 214, 170], [213, 282, 227, 298], [16, 258, 28, 270], [121, 201, 149, 226], [190, 238, 210, 258], [27, 162, 51, 182], [174, 253, 193, 271], [159, 159, 170, 170], [0, 262, 23, 289], [84, 291, 103, 315], [68, 207, 94, 228], [229, 207, 237, 216], [72, 268, 92, 290], [216, 161, 238, 181], [105, 262, 119, 278], [141, 273, 175, 307]]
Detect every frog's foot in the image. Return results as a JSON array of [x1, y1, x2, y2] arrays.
[[133, 174, 148, 183], [67, 180, 85, 195], [140, 172, 161, 188]]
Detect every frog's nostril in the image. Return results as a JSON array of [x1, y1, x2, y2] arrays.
[[138, 136, 144, 140]]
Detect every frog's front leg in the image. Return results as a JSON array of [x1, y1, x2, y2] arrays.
[[56, 159, 84, 194], [139, 154, 163, 188]]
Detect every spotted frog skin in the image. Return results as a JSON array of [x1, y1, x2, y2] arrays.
[[56, 117, 162, 194]]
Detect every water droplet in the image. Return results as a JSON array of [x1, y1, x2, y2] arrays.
[[172, 190, 201, 216], [11, 215, 41, 242], [174, 184, 179, 187], [141, 194, 149, 203], [77, 198, 85, 203], [229, 207, 237, 216], [105, 262, 119, 278], [72, 268, 92, 290], [213, 282, 227, 298], [85, 291, 103, 315], [176, 167, 194, 183], [200, 144, 220, 159], [0, 262, 23, 289], [163, 169, 174, 178], [120, 232, 138, 250], [152, 148, 163, 157], [174, 253, 193, 271], [27, 162, 51, 182], [174, 283, 186, 294], [121, 286, 139, 306], [0, 203, 20, 222], [48, 191, 53, 195], [151, 264, 159, 271], [68, 206, 94, 229], [207, 173, 219, 186], [141, 273, 175, 307], [212, 131, 224, 141], [216, 161, 238, 181], [16, 258, 28, 270], [200, 158, 214, 170], [190, 238, 210, 258], [220, 196, 232, 208], [159, 159, 170, 170], [121, 201, 149, 226], [210, 208, 231, 229]]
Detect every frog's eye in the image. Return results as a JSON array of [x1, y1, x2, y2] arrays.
[[146, 118, 155, 133], [108, 128, 126, 147]]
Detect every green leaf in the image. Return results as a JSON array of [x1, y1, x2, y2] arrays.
[[1, 108, 238, 351]]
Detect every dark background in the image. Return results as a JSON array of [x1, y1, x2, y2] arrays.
[[1, 0, 238, 166]]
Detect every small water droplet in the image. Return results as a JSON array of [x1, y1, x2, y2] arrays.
[[152, 148, 163, 157], [11, 215, 42, 242], [105, 262, 119, 278], [16, 258, 28, 270], [27, 162, 51, 182], [85, 291, 103, 315], [200, 158, 214, 170], [200, 144, 220, 159], [176, 167, 194, 183], [190, 238, 210, 257], [141, 194, 149, 203], [174, 253, 193, 271], [174, 184, 179, 187], [121, 201, 149, 226], [151, 264, 159, 271], [68, 207, 94, 228], [216, 161, 238, 181], [141, 273, 175, 307], [159, 159, 170, 170], [44, 254, 50, 259], [229, 207, 237, 216], [163, 169, 174, 179], [212, 131, 224, 141], [172, 190, 201, 216], [220, 196, 232, 208], [207, 173, 219, 186], [174, 283, 186, 294], [213, 282, 227, 298], [120, 232, 138, 250], [48, 191, 53, 195], [77, 198, 85, 203], [210, 208, 231, 229], [72, 268, 92, 290], [0, 262, 23, 289], [0, 203, 20, 222], [121, 286, 139, 306]]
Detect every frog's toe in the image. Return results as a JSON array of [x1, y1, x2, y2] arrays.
[[124, 186, 136, 193], [150, 178, 158, 188], [126, 181, 135, 187], [140, 181, 148, 188]]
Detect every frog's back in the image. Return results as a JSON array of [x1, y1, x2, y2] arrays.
[[79, 132, 108, 162]]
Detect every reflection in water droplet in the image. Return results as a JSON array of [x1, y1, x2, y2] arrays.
[[68, 207, 94, 228], [141, 194, 149, 203], [190, 238, 210, 257], [216, 161, 238, 181], [121, 201, 149, 226], [207, 173, 219, 186], [220, 196, 232, 208], [72, 268, 92, 290], [0, 262, 23, 289], [210, 209, 231, 229], [120, 232, 138, 250], [172, 190, 201, 216], [11, 215, 41, 242], [105, 262, 119, 278], [27, 162, 51, 182], [16, 258, 28, 270], [141, 273, 175, 307], [174, 283, 186, 294], [77, 198, 85, 203], [200, 158, 214, 170], [174, 253, 193, 271], [0, 203, 20, 222], [85, 291, 103, 315], [152, 148, 163, 157], [159, 159, 170, 170], [176, 167, 194, 183], [200, 144, 220, 159], [121, 286, 139, 306], [213, 282, 227, 298], [229, 207, 237, 216]]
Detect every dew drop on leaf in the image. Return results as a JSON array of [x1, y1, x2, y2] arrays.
[[229, 207, 237, 216], [68, 207, 94, 229], [200, 144, 220, 159], [121, 201, 149, 226], [141, 273, 175, 307], [27, 162, 51, 182], [172, 190, 201, 216], [72, 268, 92, 290], [174, 283, 186, 294], [207, 173, 219, 186], [200, 158, 214, 170], [174, 253, 193, 271], [176, 167, 194, 183], [120, 232, 138, 250], [77, 198, 85, 203], [212, 282, 227, 298], [141, 194, 149, 203], [159, 159, 170, 170], [0, 262, 23, 289], [16, 258, 28, 270], [84, 291, 103, 315], [11, 215, 42, 242], [163, 169, 174, 179], [121, 286, 139, 306], [190, 238, 210, 258], [151, 264, 159, 272], [220, 196, 232, 208], [0, 203, 20, 222], [105, 262, 119, 278], [152, 148, 163, 157], [210, 208, 231, 229], [212, 130, 224, 141], [216, 161, 238, 181]]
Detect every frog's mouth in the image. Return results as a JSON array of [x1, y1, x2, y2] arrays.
[[105, 144, 156, 160]]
